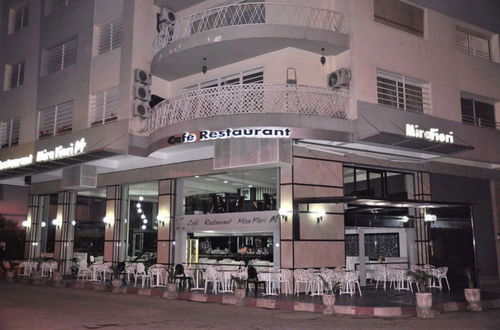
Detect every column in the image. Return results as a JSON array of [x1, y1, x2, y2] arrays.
[[53, 191, 76, 274], [279, 164, 294, 272], [415, 172, 431, 265], [157, 179, 175, 265], [103, 185, 128, 263], [24, 195, 43, 259]]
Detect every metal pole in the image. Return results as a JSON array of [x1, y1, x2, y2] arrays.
[[469, 206, 480, 288]]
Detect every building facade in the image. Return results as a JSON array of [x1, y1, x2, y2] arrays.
[[0, 0, 499, 285]]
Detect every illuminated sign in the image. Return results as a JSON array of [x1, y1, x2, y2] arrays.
[[0, 138, 87, 172], [405, 124, 454, 144], [168, 127, 291, 145]]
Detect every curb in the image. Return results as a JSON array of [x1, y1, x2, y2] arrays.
[[5, 278, 500, 318]]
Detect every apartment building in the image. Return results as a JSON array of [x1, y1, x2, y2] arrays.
[[0, 0, 499, 286]]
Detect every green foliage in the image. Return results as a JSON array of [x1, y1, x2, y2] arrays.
[[464, 266, 476, 289], [231, 276, 247, 289], [407, 269, 434, 293], [112, 262, 125, 278]]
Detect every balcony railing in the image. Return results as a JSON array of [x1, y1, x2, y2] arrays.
[[149, 84, 348, 132], [462, 114, 499, 129], [154, 2, 344, 56]]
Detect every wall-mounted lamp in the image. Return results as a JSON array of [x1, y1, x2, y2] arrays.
[[202, 57, 207, 74], [71, 220, 76, 226], [41, 221, 47, 228], [424, 213, 437, 222], [103, 217, 113, 226], [157, 214, 167, 226], [22, 220, 29, 227], [400, 216, 410, 222], [52, 219, 62, 227], [279, 208, 291, 222], [316, 210, 326, 223], [320, 48, 326, 66]]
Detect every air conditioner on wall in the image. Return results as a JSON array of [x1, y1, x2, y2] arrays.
[[328, 68, 351, 89], [134, 69, 152, 85], [133, 100, 152, 119], [160, 8, 176, 24], [61, 165, 97, 190], [133, 84, 151, 101]]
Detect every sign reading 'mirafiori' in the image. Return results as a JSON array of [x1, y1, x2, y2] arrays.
[[167, 127, 291, 145], [405, 124, 454, 144], [0, 137, 88, 172]]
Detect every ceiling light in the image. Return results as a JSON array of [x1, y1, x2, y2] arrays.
[[139, 196, 144, 201], [136, 203, 141, 208], [141, 224, 147, 230]]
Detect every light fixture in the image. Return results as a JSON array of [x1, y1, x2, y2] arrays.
[[248, 184, 253, 188], [137, 208, 142, 214], [52, 219, 61, 226], [141, 214, 146, 219], [279, 208, 291, 222], [141, 224, 147, 230], [424, 213, 437, 222], [41, 221, 47, 228], [22, 220, 29, 227], [103, 217, 113, 225], [320, 48, 326, 65], [172, 241, 176, 245], [275, 243, 280, 248], [223, 180, 228, 184], [195, 175, 200, 178], [156, 214, 167, 226], [400, 216, 410, 222], [143, 219, 148, 224], [71, 220, 76, 226], [136, 203, 142, 208], [202, 57, 207, 74], [316, 210, 326, 223], [139, 196, 144, 201]]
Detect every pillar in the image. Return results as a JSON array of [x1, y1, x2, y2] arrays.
[[157, 179, 175, 265], [24, 194, 44, 259], [53, 191, 76, 274], [415, 171, 431, 265]]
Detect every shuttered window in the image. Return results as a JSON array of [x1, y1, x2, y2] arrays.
[[377, 70, 431, 113], [38, 101, 74, 139], [3, 61, 25, 91], [97, 19, 123, 55], [90, 87, 119, 126], [185, 67, 264, 91], [374, 0, 424, 37], [45, 0, 71, 16], [8, 5, 29, 34], [44, 37, 78, 75], [0, 118, 20, 148]]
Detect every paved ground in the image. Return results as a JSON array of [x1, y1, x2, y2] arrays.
[[1, 282, 499, 330]]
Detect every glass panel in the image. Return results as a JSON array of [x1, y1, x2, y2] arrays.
[[460, 98, 474, 125], [474, 100, 495, 128], [368, 171, 383, 198], [355, 169, 368, 196], [365, 233, 400, 260]]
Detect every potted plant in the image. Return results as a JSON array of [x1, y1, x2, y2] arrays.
[[231, 276, 247, 307], [52, 270, 64, 287], [407, 269, 434, 318], [164, 267, 178, 299], [319, 275, 340, 315], [111, 262, 125, 293], [5, 261, 16, 282], [464, 266, 482, 312]]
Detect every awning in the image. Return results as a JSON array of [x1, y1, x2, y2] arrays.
[[294, 196, 469, 208]]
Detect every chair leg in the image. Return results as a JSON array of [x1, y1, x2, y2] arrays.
[[445, 277, 450, 291]]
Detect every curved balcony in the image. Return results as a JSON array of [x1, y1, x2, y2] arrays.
[[152, 2, 348, 80], [149, 84, 348, 132]]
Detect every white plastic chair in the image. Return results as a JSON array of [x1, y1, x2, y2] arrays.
[[293, 269, 313, 296], [435, 267, 451, 291], [204, 266, 222, 294], [77, 261, 91, 281], [276, 269, 292, 296], [134, 263, 152, 288], [125, 262, 137, 284]]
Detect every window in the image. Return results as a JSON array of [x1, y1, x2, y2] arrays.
[[8, 5, 29, 34], [184, 67, 264, 91], [0, 118, 20, 148], [97, 19, 123, 55], [43, 37, 78, 75], [374, 0, 424, 37], [45, 0, 71, 16], [456, 28, 491, 61], [38, 100, 74, 138], [3, 61, 25, 91], [461, 97, 497, 129], [345, 234, 400, 258], [90, 87, 119, 126], [377, 70, 431, 113]]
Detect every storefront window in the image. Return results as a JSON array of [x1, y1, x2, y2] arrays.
[[74, 189, 106, 261], [181, 168, 278, 215], [126, 182, 158, 259], [40, 194, 57, 256]]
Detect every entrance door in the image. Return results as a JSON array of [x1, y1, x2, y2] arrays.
[[132, 232, 144, 256]]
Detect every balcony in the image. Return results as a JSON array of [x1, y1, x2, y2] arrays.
[[149, 84, 348, 132], [152, 2, 348, 80]]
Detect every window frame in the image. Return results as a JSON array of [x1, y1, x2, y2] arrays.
[[3, 61, 25, 91], [183, 66, 264, 91], [456, 27, 492, 61], [44, 0, 72, 17], [96, 19, 123, 56], [0, 117, 21, 148], [460, 96, 497, 129], [43, 36, 78, 76], [89, 86, 119, 126], [38, 100, 74, 139], [373, 0, 425, 37], [8, 4, 29, 34]]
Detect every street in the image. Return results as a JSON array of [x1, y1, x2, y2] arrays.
[[0, 283, 499, 329]]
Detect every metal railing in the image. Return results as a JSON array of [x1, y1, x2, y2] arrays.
[[461, 114, 499, 129], [149, 84, 349, 132], [154, 2, 344, 55]]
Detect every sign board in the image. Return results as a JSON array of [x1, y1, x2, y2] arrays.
[[175, 211, 280, 232], [405, 124, 454, 144], [167, 127, 291, 145]]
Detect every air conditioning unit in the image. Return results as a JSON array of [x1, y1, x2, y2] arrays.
[[133, 101, 152, 118], [133, 84, 151, 101], [160, 8, 176, 24], [61, 165, 97, 190], [134, 69, 152, 85], [328, 68, 351, 89]]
